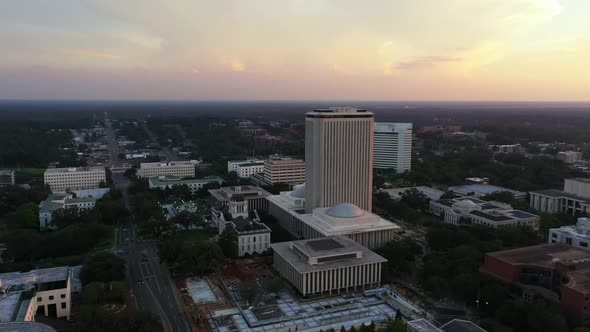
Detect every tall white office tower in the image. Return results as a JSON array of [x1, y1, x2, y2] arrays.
[[305, 107, 374, 212], [373, 123, 412, 173]]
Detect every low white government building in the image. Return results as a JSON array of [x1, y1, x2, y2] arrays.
[[43, 166, 106, 192], [272, 236, 387, 296], [530, 178, 590, 216], [136, 161, 196, 179], [209, 185, 271, 212], [227, 159, 265, 178], [148, 176, 224, 195], [39, 194, 97, 231], [0, 170, 15, 187], [267, 185, 400, 249], [430, 196, 539, 230], [549, 217, 590, 250], [211, 194, 271, 256], [0, 266, 76, 323]]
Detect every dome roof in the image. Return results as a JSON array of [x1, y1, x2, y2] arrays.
[[326, 203, 365, 218], [290, 184, 305, 198], [455, 199, 477, 209]]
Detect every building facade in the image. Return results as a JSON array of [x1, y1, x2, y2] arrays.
[[209, 185, 271, 212], [430, 196, 539, 230], [39, 194, 97, 231], [549, 217, 590, 250], [0, 170, 15, 187], [483, 243, 590, 325], [373, 122, 412, 173], [0, 266, 74, 323], [43, 166, 106, 192], [227, 159, 261, 173], [272, 236, 387, 296], [136, 161, 196, 179], [262, 157, 305, 185], [148, 176, 224, 195], [305, 107, 374, 212], [211, 194, 271, 256], [530, 178, 590, 215], [557, 151, 583, 164], [235, 161, 265, 178]]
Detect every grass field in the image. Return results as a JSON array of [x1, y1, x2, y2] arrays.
[[177, 229, 210, 246]]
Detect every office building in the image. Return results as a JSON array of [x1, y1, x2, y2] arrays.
[[43, 166, 106, 192], [430, 196, 539, 230], [483, 243, 590, 325], [235, 161, 265, 178], [136, 161, 196, 179], [227, 159, 261, 173], [272, 236, 387, 296], [530, 178, 590, 215], [448, 184, 526, 200], [488, 144, 524, 154], [0, 266, 74, 323], [548, 217, 590, 250], [305, 107, 374, 212], [209, 185, 271, 212], [557, 151, 583, 164], [373, 122, 412, 173], [211, 195, 271, 256], [262, 156, 305, 185], [39, 194, 97, 231], [267, 185, 400, 249], [148, 176, 224, 195], [0, 170, 15, 187]]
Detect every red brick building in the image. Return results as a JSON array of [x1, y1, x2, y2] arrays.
[[483, 243, 590, 325]]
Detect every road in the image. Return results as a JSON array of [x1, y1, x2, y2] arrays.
[[105, 113, 191, 332], [142, 122, 178, 161]]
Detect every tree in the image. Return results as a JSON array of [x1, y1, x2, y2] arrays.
[[175, 242, 225, 276], [80, 253, 126, 285], [218, 225, 238, 259], [170, 211, 199, 230], [75, 306, 163, 332], [15, 202, 39, 229], [96, 197, 129, 225], [51, 206, 97, 228], [400, 188, 430, 211]]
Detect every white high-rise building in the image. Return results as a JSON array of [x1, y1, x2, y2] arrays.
[[137, 161, 196, 179], [373, 123, 412, 173], [305, 107, 374, 212]]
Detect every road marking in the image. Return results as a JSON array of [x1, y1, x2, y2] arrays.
[[140, 258, 174, 332]]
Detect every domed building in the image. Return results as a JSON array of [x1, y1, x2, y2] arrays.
[[267, 187, 400, 249]]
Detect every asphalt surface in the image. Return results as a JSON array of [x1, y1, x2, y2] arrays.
[[105, 114, 191, 332]]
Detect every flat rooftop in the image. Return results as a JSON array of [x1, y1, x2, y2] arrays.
[[231, 218, 270, 233], [530, 189, 590, 202], [209, 186, 271, 202], [407, 319, 440, 332], [44, 166, 105, 173], [382, 186, 444, 201], [449, 184, 525, 198], [272, 236, 387, 273], [568, 178, 590, 184], [140, 161, 194, 167], [440, 319, 487, 332], [149, 176, 224, 186], [487, 243, 590, 270]]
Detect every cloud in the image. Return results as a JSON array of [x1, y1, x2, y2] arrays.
[[396, 55, 463, 70], [222, 58, 246, 72], [60, 48, 121, 60], [504, 0, 563, 23], [191, 67, 199, 74]]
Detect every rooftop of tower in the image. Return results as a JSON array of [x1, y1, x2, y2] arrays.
[[307, 107, 373, 118]]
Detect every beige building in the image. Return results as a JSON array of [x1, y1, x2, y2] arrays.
[[305, 107, 374, 212], [262, 156, 305, 185], [557, 151, 583, 164], [43, 166, 106, 192], [137, 161, 196, 179], [0, 266, 74, 323], [272, 236, 387, 296]]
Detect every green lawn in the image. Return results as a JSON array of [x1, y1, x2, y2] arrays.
[[95, 226, 117, 251], [177, 229, 210, 246]]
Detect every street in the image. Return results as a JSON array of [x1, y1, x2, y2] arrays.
[[105, 113, 191, 332]]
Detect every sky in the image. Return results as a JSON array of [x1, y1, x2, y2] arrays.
[[0, 0, 589, 101]]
